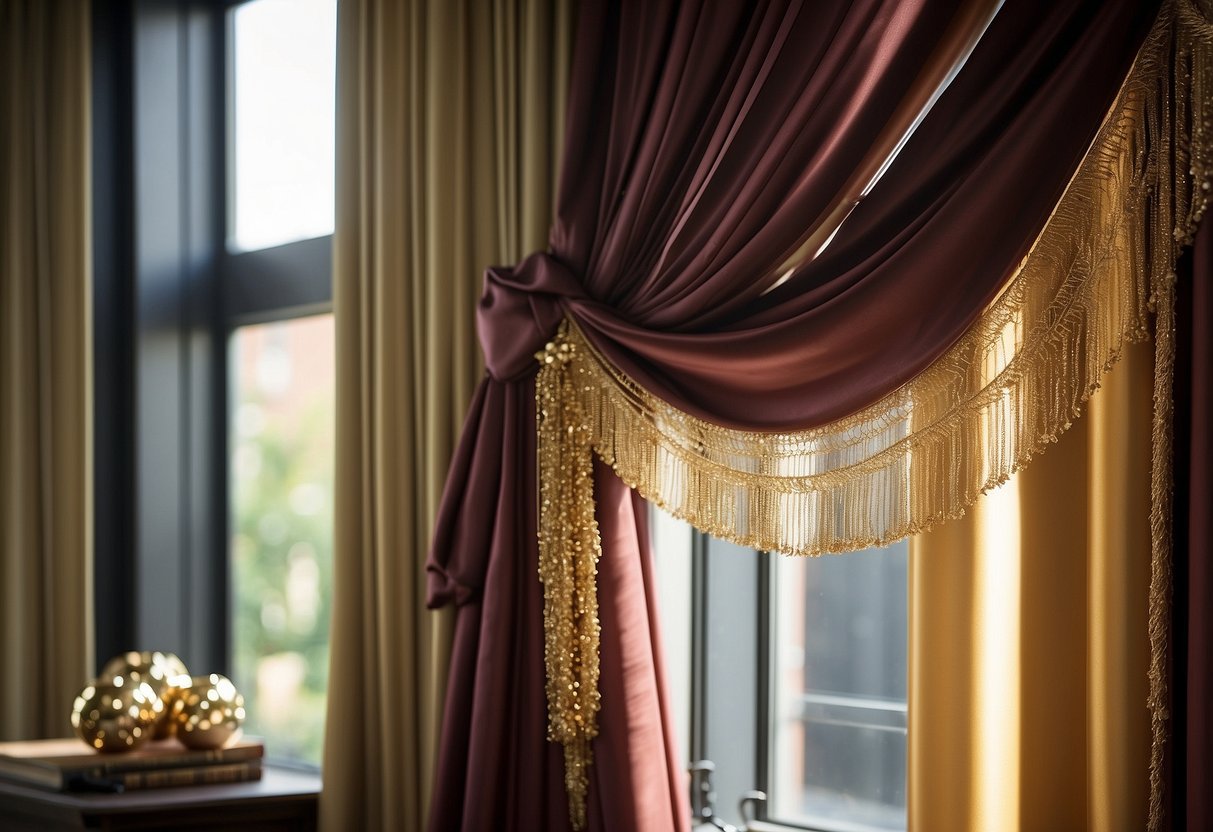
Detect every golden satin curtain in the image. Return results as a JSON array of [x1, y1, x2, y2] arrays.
[[322, 0, 571, 828], [910, 339, 1153, 831], [0, 0, 93, 740]]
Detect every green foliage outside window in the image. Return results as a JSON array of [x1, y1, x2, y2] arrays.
[[230, 318, 334, 767]]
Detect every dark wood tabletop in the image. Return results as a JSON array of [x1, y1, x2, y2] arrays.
[[0, 765, 320, 831]]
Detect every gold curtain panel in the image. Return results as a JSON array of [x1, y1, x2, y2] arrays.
[[0, 0, 94, 740], [910, 340, 1153, 830]]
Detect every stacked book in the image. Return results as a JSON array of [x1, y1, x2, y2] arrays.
[[0, 737, 264, 793]]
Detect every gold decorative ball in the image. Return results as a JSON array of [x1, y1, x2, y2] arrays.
[[100, 651, 191, 739], [70, 678, 163, 752], [158, 652, 190, 683], [172, 674, 245, 750]]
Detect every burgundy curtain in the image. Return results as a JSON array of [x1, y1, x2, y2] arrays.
[[427, 1, 1155, 828], [1173, 217, 1212, 831]]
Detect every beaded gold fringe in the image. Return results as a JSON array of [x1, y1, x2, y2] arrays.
[[536, 330, 602, 831], [534, 2, 1212, 828]]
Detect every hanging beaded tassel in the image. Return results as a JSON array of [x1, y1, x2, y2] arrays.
[[535, 320, 602, 831]]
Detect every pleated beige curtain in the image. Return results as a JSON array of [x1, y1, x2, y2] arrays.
[[0, 0, 94, 741], [322, 1, 572, 828], [909, 339, 1153, 831]]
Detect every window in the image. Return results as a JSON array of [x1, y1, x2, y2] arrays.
[[91, 0, 337, 770], [769, 546, 907, 829], [224, 0, 337, 767], [653, 511, 908, 831], [229, 0, 336, 252], [229, 316, 334, 766]]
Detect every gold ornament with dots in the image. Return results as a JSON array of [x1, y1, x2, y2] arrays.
[[70, 677, 163, 752], [100, 651, 191, 740], [172, 674, 246, 750]]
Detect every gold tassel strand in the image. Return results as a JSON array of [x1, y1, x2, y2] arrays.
[[1147, 4, 1212, 828], [1147, 271, 1176, 832], [535, 321, 603, 831]]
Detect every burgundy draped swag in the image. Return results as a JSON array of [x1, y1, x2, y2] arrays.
[[426, 0, 1166, 828]]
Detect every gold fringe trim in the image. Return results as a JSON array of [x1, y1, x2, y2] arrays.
[[534, 2, 1213, 827]]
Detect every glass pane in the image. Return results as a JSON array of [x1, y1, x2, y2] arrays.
[[771, 542, 909, 831], [229, 314, 334, 766], [649, 507, 692, 768], [230, 0, 337, 252], [702, 536, 761, 827]]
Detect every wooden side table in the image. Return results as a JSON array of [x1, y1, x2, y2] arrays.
[[0, 766, 320, 831]]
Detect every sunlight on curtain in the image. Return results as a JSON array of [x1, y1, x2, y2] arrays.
[[972, 480, 1021, 831], [910, 339, 1152, 831]]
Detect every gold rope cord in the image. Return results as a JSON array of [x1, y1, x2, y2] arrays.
[[534, 2, 1212, 828]]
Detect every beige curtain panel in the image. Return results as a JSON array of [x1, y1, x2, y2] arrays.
[[322, 0, 572, 828], [0, 0, 94, 740], [910, 339, 1154, 831]]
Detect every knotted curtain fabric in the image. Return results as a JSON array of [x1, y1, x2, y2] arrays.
[[428, 0, 1211, 827]]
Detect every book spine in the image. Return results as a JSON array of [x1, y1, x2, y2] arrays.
[[0, 766, 62, 791], [112, 761, 263, 791], [89, 746, 264, 777]]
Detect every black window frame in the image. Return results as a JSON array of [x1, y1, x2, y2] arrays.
[[92, 0, 333, 682]]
